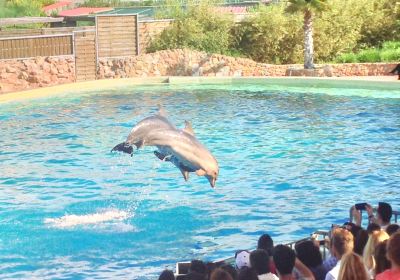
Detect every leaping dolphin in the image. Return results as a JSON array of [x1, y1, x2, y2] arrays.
[[143, 121, 219, 188], [111, 107, 175, 156]]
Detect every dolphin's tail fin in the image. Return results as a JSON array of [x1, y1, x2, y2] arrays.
[[111, 142, 134, 156]]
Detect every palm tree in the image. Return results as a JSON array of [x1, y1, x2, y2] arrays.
[[286, 0, 327, 69]]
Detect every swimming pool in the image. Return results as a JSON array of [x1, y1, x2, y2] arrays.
[[1, 79, 399, 279]]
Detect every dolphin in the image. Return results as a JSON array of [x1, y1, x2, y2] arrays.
[[111, 107, 175, 156], [143, 121, 219, 188]]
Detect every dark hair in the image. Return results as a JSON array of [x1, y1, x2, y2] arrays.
[[220, 264, 237, 280], [210, 268, 233, 280], [190, 260, 207, 275], [159, 269, 175, 280], [205, 262, 217, 280], [387, 232, 400, 266], [374, 240, 391, 275], [257, 234, 274, 255], [273, 245, 296, 275], [367, 223, 381, 234], [354, 229, 369, 256], [377, 202, 392, 223], [294, 240, 323, 268], [348, 224, 362, 240], [237, 267, 258, 280], [250, 249, 270, 275], [386, 224, 400, 236]]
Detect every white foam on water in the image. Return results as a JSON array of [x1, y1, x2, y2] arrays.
[[44, 209, 129, 228]]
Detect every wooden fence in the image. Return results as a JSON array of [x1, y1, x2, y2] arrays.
[[74, 31, 97, 81], [0, 34, 73, 59], [0, 26, 94, 38], [96, 14, 139, 58]]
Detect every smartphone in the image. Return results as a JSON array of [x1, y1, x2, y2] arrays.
[[355, 203, 367, 211]]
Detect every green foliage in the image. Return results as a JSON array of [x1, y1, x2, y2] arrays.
[[232, 4, 303, 64], [335, 41, 400, 63], [80, 0, 121, 7], [286, 0, 328, 14], [149, 2, 235, 54]]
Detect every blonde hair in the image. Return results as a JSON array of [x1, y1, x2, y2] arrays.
[[331, 228, 354, 258], [338, 252, 368, 280], [362, 230, 389, 271]]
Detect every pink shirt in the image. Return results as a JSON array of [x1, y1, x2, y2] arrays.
[[376, 269, 400, 280]]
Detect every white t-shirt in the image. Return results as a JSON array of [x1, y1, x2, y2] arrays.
[[325, 260, 341, 280], [258, 273, 279, 280]]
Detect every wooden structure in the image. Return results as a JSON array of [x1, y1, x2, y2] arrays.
[[74, 30, 97, 81], [0, 15, 171, 79], [0, 17, 64, 28], [96, 14, 139, 58], [0, 34, 72, 59]]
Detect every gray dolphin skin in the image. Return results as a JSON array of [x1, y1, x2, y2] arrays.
[[111, 110, 219, 188], [111, 108, 175, 155]]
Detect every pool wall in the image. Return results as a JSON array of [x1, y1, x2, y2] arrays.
[[0, 49, 397, 95]]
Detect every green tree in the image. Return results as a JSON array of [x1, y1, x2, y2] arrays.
[[286, 0, 328, 69]]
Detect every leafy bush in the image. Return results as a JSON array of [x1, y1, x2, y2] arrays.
[[335, 41, 400, 63], [232, 4, 303, 64], [149, 2, 235, 55]]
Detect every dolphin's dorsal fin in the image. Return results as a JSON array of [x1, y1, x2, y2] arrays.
[[183, 120, 195, 136], [157, 105, 167, 117]]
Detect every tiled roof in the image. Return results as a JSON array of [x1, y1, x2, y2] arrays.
[[59, 7, 113, 17]]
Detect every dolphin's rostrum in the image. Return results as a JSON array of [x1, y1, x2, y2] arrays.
[[111, 109, 219, 188]]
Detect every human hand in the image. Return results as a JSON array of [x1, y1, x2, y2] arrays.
[[352, 206, 362, 226], [365, 203, 374, 216]]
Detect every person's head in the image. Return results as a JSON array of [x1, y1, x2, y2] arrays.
[[210, 268, 233, 280], [374, 239, 391, 275], [377, 202, 392, 225], [367, 223, 381, 234], [294, 240, 323, 268], [337, 252, 369, 280], [235, 250, 250, 270], [237, 267, 258, 280], [331, 228, 354, 259], [159, 269, 175, 280], [257, 234, 274, 256], [362, 230, 389, 270], [205, 262, 217, 280], [387, 231, 400, 268], [250, 249, 270, 275], [219, 264, 237, 280], [386, 224, 400, 236], [190, 260, 207, 275], [354, 229, 369, 256], [273, 244, 296, 276]]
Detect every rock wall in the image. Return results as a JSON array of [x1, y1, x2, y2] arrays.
[[97, 49, 397, 79], [0, 56, 75, 94]]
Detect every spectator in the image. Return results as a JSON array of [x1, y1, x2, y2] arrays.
[[386, 224, 400, 236], [295, 240, 328, 280], [186, 260, 207, 280], [273, 244, 315, 280], [220, 264, 237, 280], [250, 249, 278, 280], [374, 240, 391, 275], [235, 250, 251, 270], [325, 228, 354, 280], [238, 267, 259, 280], [159, 269, 175, 280], [367, 223, 381, 234], [337, 252, 368, 280], [210, 268, 233, 280], [376, 232, 400, 280], [366, 202, 393, 230], [258, 234, 277, 274], [363, 230, 389, 277], [354, 229, 369, 256]]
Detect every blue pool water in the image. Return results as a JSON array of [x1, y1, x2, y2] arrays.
[[0, 81, 399, 279]]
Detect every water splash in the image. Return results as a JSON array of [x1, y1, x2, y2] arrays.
[[44, 209, 129, 228]]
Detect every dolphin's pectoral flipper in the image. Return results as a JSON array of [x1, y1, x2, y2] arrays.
[[111, 142, 134, 156], [154, 151, 171, 162], [179, 166, 190, 181], [196, 169, 206, 176]]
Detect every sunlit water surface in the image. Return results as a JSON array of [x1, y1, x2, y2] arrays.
[[1, 82, 399, 279]]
